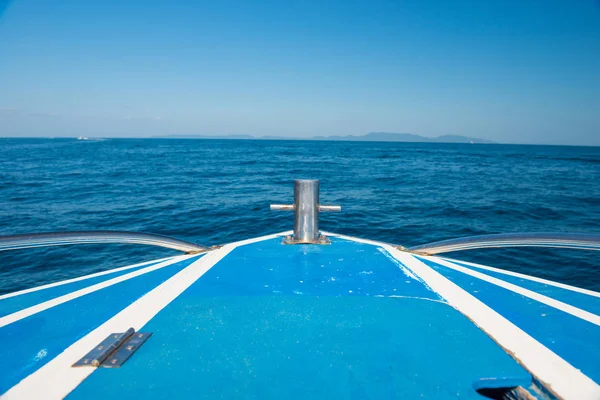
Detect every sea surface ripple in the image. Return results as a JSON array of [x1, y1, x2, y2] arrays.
[[1, 138, 599, 294]]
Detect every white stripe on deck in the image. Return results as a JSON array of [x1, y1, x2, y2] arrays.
[[320, 231, 390, 247], [0, 256, 177, 301], [384, 248, 600, 400], [0, 254, 196, 329], [2, 232, 285, 400], [424, 256, 600, 326], [440, 256, 600, 298]]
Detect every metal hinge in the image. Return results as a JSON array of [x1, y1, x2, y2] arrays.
[[72, 328, 151, 368]]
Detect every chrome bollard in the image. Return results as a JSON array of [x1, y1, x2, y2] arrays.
[[270, 179, 341, 244]]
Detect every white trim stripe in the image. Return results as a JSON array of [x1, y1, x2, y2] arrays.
[[0, 254, 196, 329], [320, 231, 389, 247], [441, 256, 600, 298], [424, 256, 600, 326], [225, 230, 292, 247], [0, 256, 177, 301], [384, 247, 600, 400], [2, 232, 285, 399]]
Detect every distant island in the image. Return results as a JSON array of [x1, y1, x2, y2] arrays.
[[312, 132, 494, 143], [158, 132, 494, 144]]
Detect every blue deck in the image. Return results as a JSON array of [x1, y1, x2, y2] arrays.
[[161, 237, 442, 300], [70, 297, 531, 399], [67, 237, 532, 399]]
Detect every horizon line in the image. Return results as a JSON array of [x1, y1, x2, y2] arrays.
[[1, 135, 599, 148]]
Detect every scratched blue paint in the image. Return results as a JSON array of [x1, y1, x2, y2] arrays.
[[69, 239, 533, 399], [0, 255, 201, 395], [445, 258, 600, 316], [70, 297, 531, 399], [0, 259, 164, 318], [176, 237, 442, 300], [419, 256, 600, 384]]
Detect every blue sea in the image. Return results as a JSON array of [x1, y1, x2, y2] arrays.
[[1, 138, 599, 294]]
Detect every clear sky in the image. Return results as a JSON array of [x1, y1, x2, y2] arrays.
[[1, 0, 599, 145]]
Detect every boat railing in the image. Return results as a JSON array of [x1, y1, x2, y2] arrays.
[[0, 231, 209, 254], [408, 232, 600, 255]]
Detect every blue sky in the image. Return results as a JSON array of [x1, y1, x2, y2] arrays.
[[0, 0, 599, 145]]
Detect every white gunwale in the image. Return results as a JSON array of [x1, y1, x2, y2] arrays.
[[0, 254, 197, 329], [422, 256, 600, 326], [0, 255, 177, 301], [440, 256, 600, 298]]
